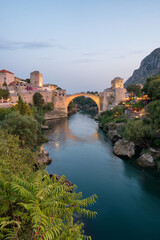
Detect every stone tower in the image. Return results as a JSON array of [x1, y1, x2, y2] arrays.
[[30, 71, 43, 88], [111, 77, 123, 89]]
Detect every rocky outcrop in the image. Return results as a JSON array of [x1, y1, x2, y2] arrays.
[[107, 130, 122, 143], [37, 150, 52, 165], [125, 48, 160, 87], [137, 154, 155, 167], [113, 139, 135, 158], [45, 110, 67, 120], [50, 174, 73, 187], [104, 122, 125, 132]]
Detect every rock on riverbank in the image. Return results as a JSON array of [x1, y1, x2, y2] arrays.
[[113, 139, 135, 159], [37, 150, 52, 165], [137, 154, 155, 167]]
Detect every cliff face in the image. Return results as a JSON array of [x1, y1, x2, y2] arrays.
[[124, 48, 160, 87]]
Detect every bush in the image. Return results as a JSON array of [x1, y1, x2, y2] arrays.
[[33, 92, 44, 107], [0, 88, 10, 99], [43, 102, 53, 112], [153, 139, 160, 148], [124, 119, 154, 146], [1, 111, 39, 149], [0, 107, 13, 121]]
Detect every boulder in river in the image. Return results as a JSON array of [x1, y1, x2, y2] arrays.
[[113, 139, 135, 158], [137, 154, 155, 167]]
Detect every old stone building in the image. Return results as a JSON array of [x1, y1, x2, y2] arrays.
[[101, 77, 126, 111], [30, 71, 43, 88], [0, 69, 14, 86]]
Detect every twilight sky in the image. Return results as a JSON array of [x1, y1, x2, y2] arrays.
[[1, 0, 160, 93]]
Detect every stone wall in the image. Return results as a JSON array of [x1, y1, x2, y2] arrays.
[[114, 88, 126, 102]]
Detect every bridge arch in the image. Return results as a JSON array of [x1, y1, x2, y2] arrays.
[[66, 93, 100, 113]]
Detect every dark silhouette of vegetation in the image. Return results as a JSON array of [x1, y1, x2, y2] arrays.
[[0, 88, 10, 100], [33, 92, 44, 108], [126, 84, 141, 96]]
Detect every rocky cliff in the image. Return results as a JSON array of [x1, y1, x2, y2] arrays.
[[124, 48, 160, 87]]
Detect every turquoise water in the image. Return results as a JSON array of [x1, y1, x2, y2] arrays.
[[44, 112, 160, 240]]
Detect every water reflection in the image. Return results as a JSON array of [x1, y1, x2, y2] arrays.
[[45, 113, 102, 147]]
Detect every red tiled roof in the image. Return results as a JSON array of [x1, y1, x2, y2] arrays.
[[0, 69, 14, 74]]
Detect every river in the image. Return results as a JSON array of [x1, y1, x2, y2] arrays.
[[44, 112, 160, 240]]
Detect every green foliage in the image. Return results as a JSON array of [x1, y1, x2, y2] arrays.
[[33, 92, 44, 108], [0, 107, 13, 121], [73, 96, 97, 109], [148, 79, 160, 100], [68, 101, 76, 111], [86, 91, 98, 95], [43, 102, 53, 112], [2, 82, 7, 86], [0, 130, 97, 240], [124, 120, 154, 146], [126, 84, 141, 96], [98, 106, 126, 127], [1, 111, 39, 149], [148, 100, 160, 128], [14, 96, 32, 116], [153, 139, 160, 148], [143, 75, 160, 100], [130, 101, 144, 109], [0, 88, 10, 100], [25, 78, 30, 83], [0, 129, 36, 175]]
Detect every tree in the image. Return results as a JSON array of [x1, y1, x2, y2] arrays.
[[0, 129, 36, 175], [14, 96, 32, 116], [25, 78, 30, 83], [143, 76, 160, 94], [126, 84, 141, 97], [2, 111, 39, 148], [124, 120, 153, 146], [0, 89, 10, 100], [0, 107, 13, 121], [33, 93, 44, 108], [147, 79, 160, 100], [2, 82, 7, 86], [148, 100, 160, 128]]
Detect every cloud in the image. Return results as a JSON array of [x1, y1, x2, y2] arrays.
[[0, 39, 66, 50]]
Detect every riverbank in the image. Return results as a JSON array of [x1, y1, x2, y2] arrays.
[[98, 106, 160, 172]]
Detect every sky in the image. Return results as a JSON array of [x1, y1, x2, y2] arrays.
[[1, 0, 160, 93]]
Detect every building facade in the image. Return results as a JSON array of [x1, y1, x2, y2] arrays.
[[101, 77, 126, 111], [0, 70, 14, 86]]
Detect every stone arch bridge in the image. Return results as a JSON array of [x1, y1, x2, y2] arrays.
[[51, 92, 103, 118], [66, 93, 101, 112]]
